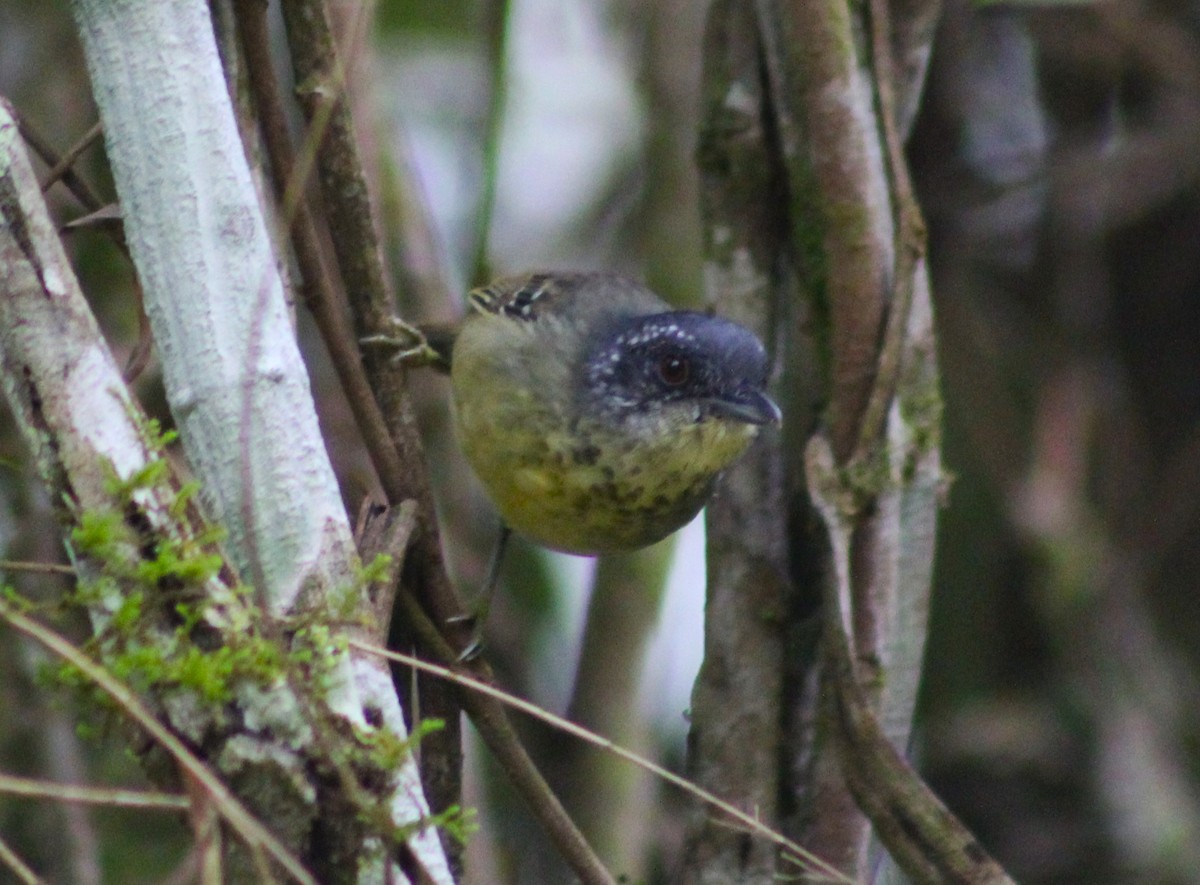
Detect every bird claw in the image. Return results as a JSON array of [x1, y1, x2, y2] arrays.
[[360, 317, 441, 367], [457, 637, 484, 663], [446, 611, 484, 661]]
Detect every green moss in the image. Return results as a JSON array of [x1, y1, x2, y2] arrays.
[[1, 584, 34, 611], [330, 581, 366, 621], [425, 803, 477, 847], [172, 642, 278, 703], [840, 446, 891, 504], [110, 589, 144, 631], [71, 509, 128, 563], [351, 717, 422, 772], [356, 553, 392, 589], [49, 441, 450, 857], [897, 372, 945, 483], [110, 458, 170, 497], [108, 641, 169, 692], [134, 542, 223, 588], [168, 481, 202, 518]]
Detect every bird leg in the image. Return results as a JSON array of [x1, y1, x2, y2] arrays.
[[450, 521, 512, 661], [360, 316, 449, 370]]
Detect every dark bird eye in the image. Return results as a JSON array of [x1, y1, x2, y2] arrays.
[[657, 355, 689, 386]]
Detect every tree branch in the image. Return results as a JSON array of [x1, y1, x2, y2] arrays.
[[46, 0, 455, 874], [807, 434, 1015, 884], [272, 0, 470, 849]]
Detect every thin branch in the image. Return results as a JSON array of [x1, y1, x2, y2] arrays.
[[38, 121, 105, 194], [276, 0, 394, 329], [122, 278, 154, 383], [270, 0, 466, 626], [270, 0, 445, 489], [806, 435, 1014, 884], [850, 0, 929, 463], [272, 0, 471, 847], [353, 498, 420, 645], [0, 602, 317, 885], [233, 0, 410, 523], [352, 637, 856, 885], [389, 589, 616, 885], [15, 114, 105, 213], [782, 0, 893, 462], [0, 831, 45, 885], [0, 560, 76, 576], [185, 776, 225, 885], [15, 114, 130, 259], [0, 774, 189, 810]]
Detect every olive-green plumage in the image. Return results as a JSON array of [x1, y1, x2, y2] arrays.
[[449, 272, 780, 556]]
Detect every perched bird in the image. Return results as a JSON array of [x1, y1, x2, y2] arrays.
[[442, 272, 780, 556]]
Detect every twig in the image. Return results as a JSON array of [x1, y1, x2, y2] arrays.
[[273, 0, 451, 499], [185, 776, 225, 885], [15, 114, 105, 213], [0, 560, 76, 576], [122, 278, 154, 383], [234, 0, 409, 515], [262, 0, 467, 625], [353, 633, 855, 885], [0, 602, 316, 885], [850, 0, 929, 464], [389, 588, 615, 884], [38, 121, 104, 194], [272, 0, 470, 842], [779, 0, 891, 462], [15, 114, 131, 257], [0, 773, 189, 810], [0, 831, 45, 885], [806, 435, 1014, 884], [353, 498, 420, 644]]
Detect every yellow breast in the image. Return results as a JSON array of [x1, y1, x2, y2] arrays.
[[452, 313, 757, 553], [448, 297, 768, 554]]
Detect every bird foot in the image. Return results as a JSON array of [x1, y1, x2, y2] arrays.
[[360, 316, 443, 368], [446, 611, 484, 661]]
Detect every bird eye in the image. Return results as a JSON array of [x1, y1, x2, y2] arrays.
[[657, 355, 690, 386]]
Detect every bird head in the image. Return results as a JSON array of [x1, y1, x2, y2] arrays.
[[579, 311, 781, 436]]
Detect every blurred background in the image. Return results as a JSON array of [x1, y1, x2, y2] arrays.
[[2, 0, 1200, 882]]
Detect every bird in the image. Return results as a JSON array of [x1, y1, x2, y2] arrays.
[[441, 271, 780, 556], [366, 271, 780, 654]]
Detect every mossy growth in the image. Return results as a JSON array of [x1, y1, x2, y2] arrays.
[[32, 416, 462, 861], [838, 445, 892, 511], [53, 419, 282, 721]]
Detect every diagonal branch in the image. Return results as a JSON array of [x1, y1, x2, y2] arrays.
[[806, 435, 1014, 884], [0, 603, 316, 885]]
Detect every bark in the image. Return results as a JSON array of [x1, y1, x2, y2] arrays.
[[683, 0, 993, 879], [682, 3, 792, 881], [273, 0, 468, 834], [5, 0, 456, 876]]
